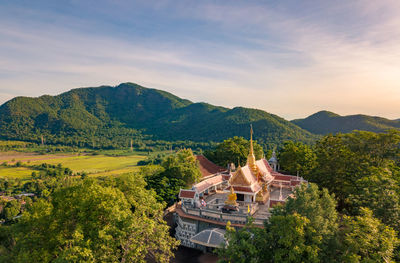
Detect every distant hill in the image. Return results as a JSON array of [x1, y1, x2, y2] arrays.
[[292, 110, 400, 135], [0, 83, 317, 149]]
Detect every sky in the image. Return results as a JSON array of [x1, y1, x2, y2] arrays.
[[0, 0, 399, 120]]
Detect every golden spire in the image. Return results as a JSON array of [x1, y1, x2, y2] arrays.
[[247, 125, 258, 174], [250, 124, 254, 155]]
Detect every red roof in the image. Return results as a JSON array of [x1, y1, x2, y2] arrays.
[[196, 155, 226, 178], [193, 175, 224, 193], [179, 190, 196, 199], [263, 159, 274, 173], [262, 159, 304, 184], [273, 174, 295, 182]]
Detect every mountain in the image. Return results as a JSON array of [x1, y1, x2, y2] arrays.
[[0, 83, 317, 149], [292, 110, 400, 135]]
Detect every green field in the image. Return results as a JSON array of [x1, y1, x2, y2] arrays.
[[0, 152, 147, 178], [0, 166, 36, 180]]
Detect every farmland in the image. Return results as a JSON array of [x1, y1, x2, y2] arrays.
[[0, 151, 147, 179], [0, 166, 36, 180]]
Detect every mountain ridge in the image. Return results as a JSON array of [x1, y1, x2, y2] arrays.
[[1, 84, 398, 148], [292, 110, 400, 135], [0, 83, 317, 149]]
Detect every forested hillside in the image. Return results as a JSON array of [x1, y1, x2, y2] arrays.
[[292, 110, 400, 135], [0, 83, 317, 150]]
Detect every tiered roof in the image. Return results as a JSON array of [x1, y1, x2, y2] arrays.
[[256, 159, 274, 183], [226, 127, 277, 194]]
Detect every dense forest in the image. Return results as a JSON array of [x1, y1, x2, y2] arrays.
[[0, 83, 317, 150], [0, 165, 181, 262]]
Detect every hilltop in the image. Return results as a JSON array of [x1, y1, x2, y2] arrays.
[[292, 110, 400, 135], [0, 83, 317, 149]]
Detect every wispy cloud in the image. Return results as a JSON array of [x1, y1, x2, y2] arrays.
[[0, 0, 399, 119]]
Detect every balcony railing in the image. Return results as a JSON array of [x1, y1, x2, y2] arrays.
[[180, 203, 269, 226]]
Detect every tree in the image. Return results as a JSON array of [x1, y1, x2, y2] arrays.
[[348, 167, 400, 231], [269, 183, 339, 262], [310, 134, 359, 209], [338, 208, 399, 263], [161, 149, 201, 187], [310, 131, 400, 212], [262, 213, 319, 263], [205, 136, 264, 167], [2, 200, 21, 221], [219, 184, 339, 263], [217, 221, 263, 263], [145, 149, 202, 205], [6, 177, 178, 263], [278, 141, 317, 177]]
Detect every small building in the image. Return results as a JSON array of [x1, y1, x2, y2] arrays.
[[190, 228, 226, 252]]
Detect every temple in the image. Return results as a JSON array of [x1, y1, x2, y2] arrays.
[[174, 127, 307, 251]]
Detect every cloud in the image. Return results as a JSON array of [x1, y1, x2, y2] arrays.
[[0, 0, 399, 120]]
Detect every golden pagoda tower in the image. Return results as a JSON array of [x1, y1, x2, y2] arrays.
[[247, 125, 258, 175]]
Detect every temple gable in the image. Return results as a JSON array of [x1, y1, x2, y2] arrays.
[[229, 166, 257, 187]]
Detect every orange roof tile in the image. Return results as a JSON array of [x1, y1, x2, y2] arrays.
[[193, 175, 224, 193], [196, 155, 226, 178], [179, 190, 196, 199]]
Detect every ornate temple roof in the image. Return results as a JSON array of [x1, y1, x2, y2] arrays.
[[227, 127, 276, 194], [231, 165, 258, 186], [255, 159, 274, 183]]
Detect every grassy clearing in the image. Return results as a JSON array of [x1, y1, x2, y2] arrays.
[[0, 152, 147, 178], [29, 155, 145, 175], [0, 167, 35, 180]]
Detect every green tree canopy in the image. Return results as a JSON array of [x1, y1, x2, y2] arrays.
[[219, 183, 339, 263], [309, 131, 400, 219], [160, 148, 201, 187], [205, 136, 264, 167], [339, 208, 399, 263], [348, 167, 400, 231], [2, 200, 22, 221], [217, 221, 263, 263], [4, 176, 178, 263], [265, 183, 339, 262], [277, 141, 317, 177], [219, 183, 399, 262], [145, 149, 202, 205]]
